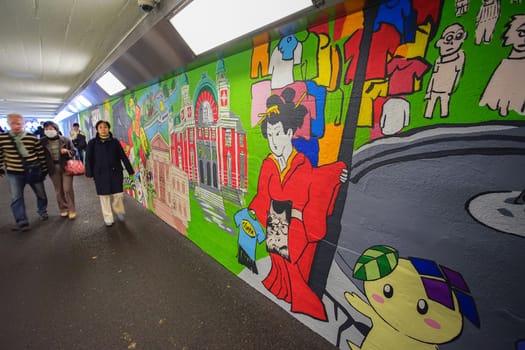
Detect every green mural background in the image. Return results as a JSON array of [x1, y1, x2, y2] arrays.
[[68, 0, 525, 348]]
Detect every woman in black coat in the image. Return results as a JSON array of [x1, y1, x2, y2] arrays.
[[85, 120, 134, 227]]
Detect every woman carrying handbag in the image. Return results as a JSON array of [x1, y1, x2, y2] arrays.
[[40, 121, 78, 219]]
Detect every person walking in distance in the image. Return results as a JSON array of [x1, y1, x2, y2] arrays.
[[40, 121, 78, 219], [70, 122, 87, 162], [85, 120, 134, 227], [0, 113, 48, 231]]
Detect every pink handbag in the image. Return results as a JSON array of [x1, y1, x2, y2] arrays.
[[64, 159, 85, 176]]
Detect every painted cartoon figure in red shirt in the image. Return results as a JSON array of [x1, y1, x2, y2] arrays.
[[249, 87, 348, 320]]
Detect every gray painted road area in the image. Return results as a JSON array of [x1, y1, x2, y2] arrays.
[[334, 123, 525, 350]]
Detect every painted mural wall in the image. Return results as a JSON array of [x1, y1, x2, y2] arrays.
[[68, 0, 525, 349]]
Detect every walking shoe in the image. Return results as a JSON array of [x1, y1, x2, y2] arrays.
[[104, 221, 114, 227], [12, 223, 30, 232], [68, 212, 77, 220], [117, 214, 125, 222], [60, 211, 68, 217], [39, 213, 49, 221]]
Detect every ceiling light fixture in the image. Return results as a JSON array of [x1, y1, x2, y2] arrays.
[[95, 71, 127, 96], [54, 110, 74, 122], [169, 0, 312, 55], [73, 95, 93, 109]]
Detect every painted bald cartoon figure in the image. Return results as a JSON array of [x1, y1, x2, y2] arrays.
[[425, 23, 467, 119]]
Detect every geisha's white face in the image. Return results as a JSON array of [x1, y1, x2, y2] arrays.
[[266, 121, 293, 158]]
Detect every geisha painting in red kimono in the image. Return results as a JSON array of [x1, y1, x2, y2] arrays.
[[249, 88, 348, 321]]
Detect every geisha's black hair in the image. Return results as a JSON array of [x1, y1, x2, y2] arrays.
[[261, 87, 307, 139]]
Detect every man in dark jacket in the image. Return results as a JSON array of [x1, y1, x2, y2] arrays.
[[33, 121, 46, 139], [70, 122, 87, 162], [0, 113, 48, 231]]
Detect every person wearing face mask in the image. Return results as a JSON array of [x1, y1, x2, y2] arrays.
[[40, 121, 78, 219]]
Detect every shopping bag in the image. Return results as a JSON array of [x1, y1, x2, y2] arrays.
[[64, 159, 85, 176]]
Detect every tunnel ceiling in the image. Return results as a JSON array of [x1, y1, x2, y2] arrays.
[[0, 0, 374, 119]]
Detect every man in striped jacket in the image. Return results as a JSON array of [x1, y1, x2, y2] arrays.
[[0, 113, 48, 231]]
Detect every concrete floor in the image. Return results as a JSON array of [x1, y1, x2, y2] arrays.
[[0, 175, 337, 350]]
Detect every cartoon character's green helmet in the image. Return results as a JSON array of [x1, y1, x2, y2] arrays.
[[353, 245, 399, 281]]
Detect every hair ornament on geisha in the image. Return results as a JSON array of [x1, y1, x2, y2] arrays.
[[257, 90, 307, 125]]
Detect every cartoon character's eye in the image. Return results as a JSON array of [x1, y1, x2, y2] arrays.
[[417, 299, 429, 315], [383, 284, 393, 298], [455, 32, 465, 40]]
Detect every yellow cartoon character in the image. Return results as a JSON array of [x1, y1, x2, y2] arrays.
[[345, 246, 479, 350]]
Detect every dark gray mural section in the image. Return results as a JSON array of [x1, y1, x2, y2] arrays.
[[333, 122, 525, 349]]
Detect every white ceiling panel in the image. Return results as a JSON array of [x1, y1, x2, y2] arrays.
[[0, 0, 351, 119], [0, 0, 147, 117]]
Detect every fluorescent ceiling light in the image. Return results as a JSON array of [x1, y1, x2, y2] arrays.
[[74, 95, 92, 108], [54, 110, 73, 123], [96, 71, 126, 96], [62, 94, 93, 116], [169, 0, 311, 55]]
